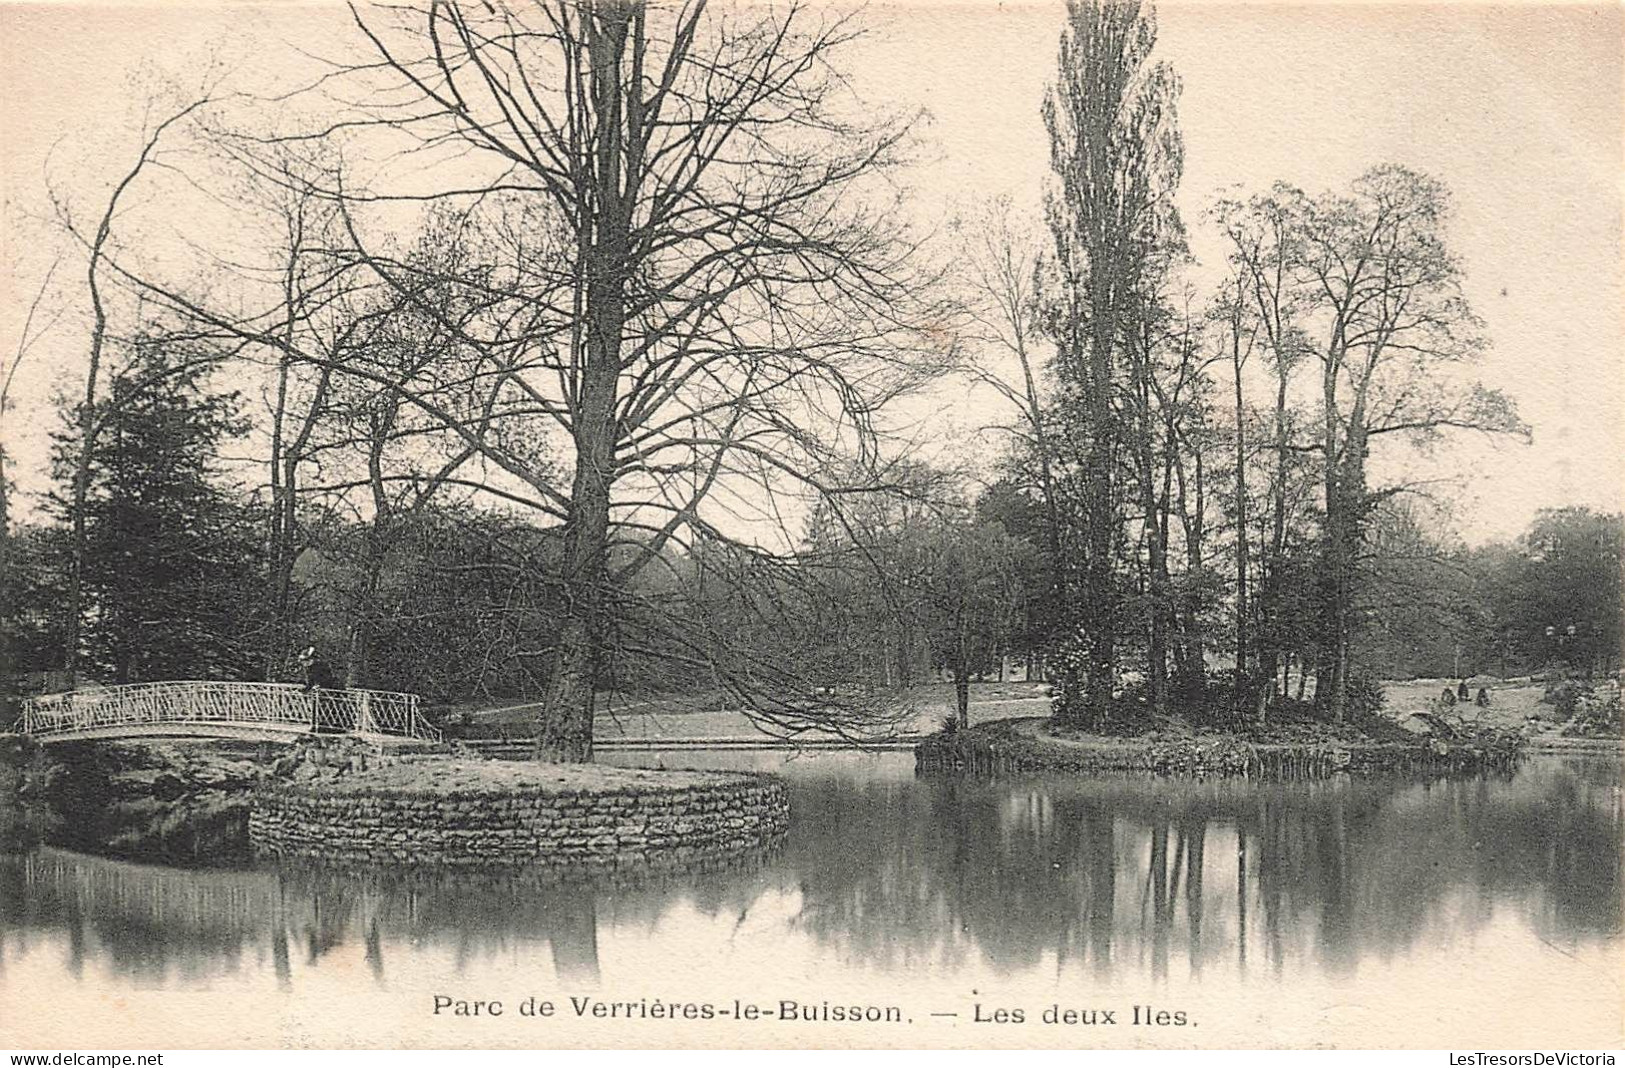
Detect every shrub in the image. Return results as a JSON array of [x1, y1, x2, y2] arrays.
[[1193, 669, 1260, 727], [1565, 681, 1622, 737], [1344, 672, 1387, 719], [1543, 679, 1586, 718]]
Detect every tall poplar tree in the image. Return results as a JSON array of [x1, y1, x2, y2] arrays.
[[1042, 0, 1183, 726]]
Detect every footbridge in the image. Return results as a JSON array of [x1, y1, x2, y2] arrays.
[[16, 680, 441, 744]]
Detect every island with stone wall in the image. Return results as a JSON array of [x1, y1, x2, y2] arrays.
[[249, 739, 789, 870]]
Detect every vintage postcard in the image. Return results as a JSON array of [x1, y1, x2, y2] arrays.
[[1, 0, 1620, 1052]]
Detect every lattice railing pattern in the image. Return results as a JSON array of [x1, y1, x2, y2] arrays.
[[19, 680, 440, 742]]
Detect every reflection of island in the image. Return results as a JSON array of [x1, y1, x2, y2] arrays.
[[0, 846, 766, 988], [784, 757, 1620, 979], [0, 756, 1616, 990]]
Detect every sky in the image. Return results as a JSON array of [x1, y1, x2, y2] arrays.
[[2, 0, 1621, 546]]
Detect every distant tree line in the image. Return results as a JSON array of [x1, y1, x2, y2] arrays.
[[2, 331, 1609, 723]]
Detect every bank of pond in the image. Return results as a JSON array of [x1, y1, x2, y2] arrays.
[[914, 716, 1530, 778], [0, 735, 789, 872], [0, 719, 1576, 872]]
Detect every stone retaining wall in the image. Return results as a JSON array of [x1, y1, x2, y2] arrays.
[[248, 774, 790, 869]]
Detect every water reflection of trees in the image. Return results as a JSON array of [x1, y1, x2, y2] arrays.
[[0, 757, 1615, 988], [0, 844, 783, 988], [0, 850, 265, 984], [786, 758, 1620, 979]]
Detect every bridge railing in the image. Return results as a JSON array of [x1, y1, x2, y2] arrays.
[[19, 680, 441, 743]]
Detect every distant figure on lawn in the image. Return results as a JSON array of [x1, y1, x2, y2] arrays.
[[1476, 687, 1491, 707], [1457, 679, 1471, 701], [297, 646, 338, 732], [1440, 686, 1457, 709]]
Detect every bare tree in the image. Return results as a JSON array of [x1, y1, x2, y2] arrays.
[[104, 1, 950, 758], [1215, 188, 1312, 714], [304, 245, 511, 687], [953, 198, 1067, 663], [1264, 167, 1526, 719], [259, 157, 333, 679], [48, 100, 211, 684], [1, 257, 63, 553], [1121, 259, 1203, 715], [913, 516, 1029, 729], [1209, 263, 1262, 715]]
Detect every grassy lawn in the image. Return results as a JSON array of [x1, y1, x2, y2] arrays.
[[1380, 677, 1553, 732], [445, 681, 1054, 740], [286, 757, 739, 795], [442, 676, 1576, 742]]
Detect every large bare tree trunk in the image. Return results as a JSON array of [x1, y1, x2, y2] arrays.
[[1318, 407, 1366, 724], [536, 4, 634, 763]]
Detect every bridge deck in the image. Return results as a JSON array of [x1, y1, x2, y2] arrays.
[[18, 680, 440, 745]]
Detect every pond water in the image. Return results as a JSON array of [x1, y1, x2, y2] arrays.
[[1, 752, 1619, 1048]]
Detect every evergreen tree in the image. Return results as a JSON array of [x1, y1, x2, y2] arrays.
[[0, 523, 71, 684], [50, 338, 263, 683], [1505, 508, 1623, 676]]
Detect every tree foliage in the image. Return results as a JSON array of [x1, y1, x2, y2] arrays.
[[48, 339, 263, 683]]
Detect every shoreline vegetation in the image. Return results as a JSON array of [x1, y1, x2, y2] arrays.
[[914, 716, 1527, 779], [911, 675, 1620, 778], [4, 676, 1616, 868]]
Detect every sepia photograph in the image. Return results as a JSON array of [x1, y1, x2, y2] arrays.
[[0, 0, 1620, 1051]]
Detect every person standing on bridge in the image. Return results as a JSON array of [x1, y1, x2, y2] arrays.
[[298, 646, 337, 732]]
